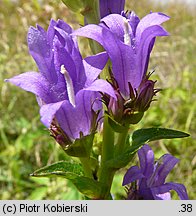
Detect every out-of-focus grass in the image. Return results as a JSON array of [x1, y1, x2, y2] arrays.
[[0, 0, 195, 199]]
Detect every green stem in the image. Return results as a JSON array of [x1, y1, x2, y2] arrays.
[[83, 0, 100, 24], [98, 116, 115, 199], [115, 128, 129, 156], [79, 157, 93, 178]]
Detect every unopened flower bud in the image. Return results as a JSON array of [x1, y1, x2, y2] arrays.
[[136, 80, 156, 112], [108, 91, 124, 122]]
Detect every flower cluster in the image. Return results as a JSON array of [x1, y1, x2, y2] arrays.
[[74, 11, 170, 126], [5, 0, 189, 200], [6, 19, 115, 145], [123, 145, 188, 200]]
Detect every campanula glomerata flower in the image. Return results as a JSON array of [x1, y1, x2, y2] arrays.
[[122, 144, 189, 200], [6, 19, 116, 143], [73, 12, 170, 125]]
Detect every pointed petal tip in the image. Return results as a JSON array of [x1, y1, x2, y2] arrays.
[[36, 23, 44, 30], [4, 77, 17, 84], [50, 18, 56, 23], [29, 25, 36, 30], [122, 166, 144, 186], [166, 182, 189, 200], [28, 26, 38, 36], [157, 12, 171, 19]]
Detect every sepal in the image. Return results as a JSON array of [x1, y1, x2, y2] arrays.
[[64, 133, 95, 157], [106, 112, 128, 133], [122, 111, 144, 125]]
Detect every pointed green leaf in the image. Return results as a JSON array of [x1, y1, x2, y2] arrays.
[[132, 128, 190, 145], [30, 161, 83, 177], [30, 161, 104, 199], [64, 174, 105, 199]]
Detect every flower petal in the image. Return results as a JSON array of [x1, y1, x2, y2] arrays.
[[138, 144, 154, 178], [151, 182, 189, 200], [99, 0, 125, 18], [53, 38, 86, 94], [100, 14, 126, 41], [152, 154, 179, 186], [47, 19, 72, 47], [83, 52, 108, 85], [5, 72, 52, 104], [136, 12, 170, 42], [72, 24, 104, 46], [55, 90, 100, 140], [28, 26, 57, 83], [122, 166, 144, 186], [165, 182, 189, 200], [101, 28, 136, 97], [126, 11, 140, 36], [84, 79, 116, 99], [150, 184, 172, 200], [53, 38, 77, 80], [136, 25, 169, 87], [40, 100, 65, 127], [74, 26, 134, 95]]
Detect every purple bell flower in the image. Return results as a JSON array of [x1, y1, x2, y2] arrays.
[[73, 12, 170, 125], [5, 19, 116, 143], [122, 144, 189, 200]]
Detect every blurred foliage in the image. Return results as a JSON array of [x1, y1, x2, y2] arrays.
[[0, 0, 195, 199]]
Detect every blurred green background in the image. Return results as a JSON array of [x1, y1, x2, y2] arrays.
[[0, 0, 195, 199]]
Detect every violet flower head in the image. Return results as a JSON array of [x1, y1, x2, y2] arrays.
[[99, 0, 125, 18], [5, 19, 116, 143], [122, 144, 189, 200], [73, 12, 169, 125]]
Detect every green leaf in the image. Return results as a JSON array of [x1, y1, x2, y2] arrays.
[[64, 174, 105, 199], [64, 134, 94, 157], [132, 128, 190, 145], [30, 161, 84, 177], [107, 128, 189, 169], [106, 142, 144, 169], [30, 161, 104, 199]]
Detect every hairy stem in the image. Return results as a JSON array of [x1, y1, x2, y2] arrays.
[[79, 157, 93, 178], [115, 127, 129, 156], [98, 117, 115, 199]]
